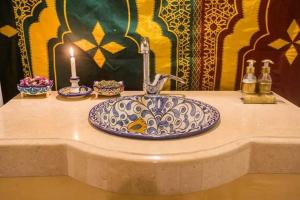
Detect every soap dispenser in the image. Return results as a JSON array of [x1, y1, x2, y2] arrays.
[[258, 59, 273, 94], [242, 59, 257, 94]]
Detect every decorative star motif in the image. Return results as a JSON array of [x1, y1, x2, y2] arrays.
[[269, 20, 300, 65], [74, 22, 125, 68], [0, 25, 18, 38]]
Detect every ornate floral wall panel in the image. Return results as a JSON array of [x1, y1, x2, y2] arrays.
[[10, 0, 300, 105]]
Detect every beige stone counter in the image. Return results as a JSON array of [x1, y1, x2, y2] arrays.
[[0, 91, 300, 194]]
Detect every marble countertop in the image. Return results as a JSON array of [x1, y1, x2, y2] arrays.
[[1, 91, 299, 160], [1, 91, 300, 194]]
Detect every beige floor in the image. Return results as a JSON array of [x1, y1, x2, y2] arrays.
[[0, 174, 300, 200]]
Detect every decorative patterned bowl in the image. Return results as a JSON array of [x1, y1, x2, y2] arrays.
[[17, 85, 53, 96], [89, 95, 220, 140], [17, 77, 53, 96], [93, 80, 124, 97]]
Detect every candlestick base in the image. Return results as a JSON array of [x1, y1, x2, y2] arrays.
[[70, 77, 80, 93], [58, 77, 92, 98]]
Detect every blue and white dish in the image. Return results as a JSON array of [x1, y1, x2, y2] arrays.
[[58, 86, 92, 98], [89, 95, 220, 140], [17, 84, 53, 96]]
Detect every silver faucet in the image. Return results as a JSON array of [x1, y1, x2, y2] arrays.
[[140, 37, 185, 95]]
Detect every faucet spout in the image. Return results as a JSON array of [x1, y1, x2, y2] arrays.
[[151, 74, 185, 94], [159, 74, 185, 84]]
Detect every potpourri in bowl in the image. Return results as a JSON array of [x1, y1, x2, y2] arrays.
[[93, 80, 124, 97], [17, 76, 53, 96]]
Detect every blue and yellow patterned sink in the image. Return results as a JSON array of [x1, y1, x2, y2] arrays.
[[89, 95, 220, 140]]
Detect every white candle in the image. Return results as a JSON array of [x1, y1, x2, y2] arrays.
[[70, 47, 77, 78]]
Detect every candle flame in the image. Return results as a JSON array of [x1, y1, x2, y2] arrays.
[[70, 47, 74, 57]]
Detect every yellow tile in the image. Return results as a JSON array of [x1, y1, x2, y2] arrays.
[[93, 49, 105, 68], [287, 20, 300, 41], [101, 42, 126, 54], [268, 38, 289, 50], [92, 22, 105, 45], [285, 44, 298, 65], [74, 39, 96, 52], [0, 25, 17, 38]]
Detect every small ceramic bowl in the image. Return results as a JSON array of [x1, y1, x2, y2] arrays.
[[17, 84, 53, 97], [17, 77, 53, 97], [93, 80, 124, 97]]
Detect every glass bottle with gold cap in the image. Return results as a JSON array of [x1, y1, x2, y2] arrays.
[[242, 59, 257, 94], [258, 59, 273, 94]]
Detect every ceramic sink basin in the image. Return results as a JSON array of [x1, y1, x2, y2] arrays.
[[89, 95, 220, 140]]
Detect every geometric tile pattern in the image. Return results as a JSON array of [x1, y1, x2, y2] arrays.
[[269, 20, 300, 65], [74, 22, 126, 69]]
